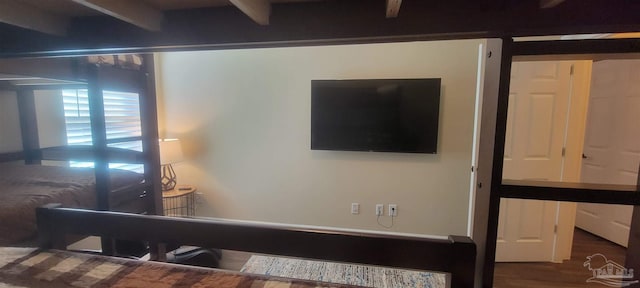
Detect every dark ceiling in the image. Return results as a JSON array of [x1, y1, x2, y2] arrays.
[[0, 0, 639, 57]]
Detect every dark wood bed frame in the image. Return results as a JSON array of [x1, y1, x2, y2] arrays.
[[36, 204, 476, 288], [0, 57, 163, 254], [0, 59, 162, 218]]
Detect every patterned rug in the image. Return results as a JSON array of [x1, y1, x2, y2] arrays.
[[241, 255, 447, 288]]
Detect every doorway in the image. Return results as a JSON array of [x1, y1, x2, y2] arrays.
[[497, 60, 590, 262], [498, 58, 640, 262]]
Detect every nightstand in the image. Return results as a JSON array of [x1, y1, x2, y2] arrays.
[[162, 185, 196, 217]]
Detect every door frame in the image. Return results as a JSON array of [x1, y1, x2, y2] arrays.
[[481, 38, 640, 288], [554, 59, 592, 262]]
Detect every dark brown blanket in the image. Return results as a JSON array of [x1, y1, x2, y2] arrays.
[[0, 249, 358, 288]]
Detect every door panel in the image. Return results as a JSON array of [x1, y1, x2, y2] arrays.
[[497, 61, 573, 262], [503, 61, 571, 181], [577, 59, 640, 247], [496, 198, 557, 262], [525, 94, 555, 158], [497, 199, 508, 242], [576, 203, 632, 247]]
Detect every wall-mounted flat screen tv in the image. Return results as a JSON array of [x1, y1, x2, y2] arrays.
[[311, 78, 441, 153]]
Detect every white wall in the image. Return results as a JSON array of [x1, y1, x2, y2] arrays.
[[157, 40, 484, 236], [0, 89, 66, 154], [0, 90, 22, 153], [34, 90, 67, 148]]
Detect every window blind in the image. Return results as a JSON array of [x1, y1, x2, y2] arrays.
[[62, 89, 143, 172]]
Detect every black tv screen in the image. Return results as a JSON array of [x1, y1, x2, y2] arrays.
[[311, 78, 441, 153]]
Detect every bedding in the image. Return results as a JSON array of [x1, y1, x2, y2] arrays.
[[0, 248, 359, 288], [0, 163, 144, 245]]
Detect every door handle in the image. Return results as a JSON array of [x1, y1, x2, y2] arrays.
[[582, 153, 589, 159]]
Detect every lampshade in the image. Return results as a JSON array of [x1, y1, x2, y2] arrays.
[[159, 138, 184, 165]]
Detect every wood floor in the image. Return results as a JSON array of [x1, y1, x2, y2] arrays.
[[494, 228, 627, 288]]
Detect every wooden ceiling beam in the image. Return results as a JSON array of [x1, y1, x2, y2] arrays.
[[540, 0, 565, 8], [70, 0, 163, 31], [386, 0, 402, 18], [0, 0, 68, 36], [229, 0, 271, 25]]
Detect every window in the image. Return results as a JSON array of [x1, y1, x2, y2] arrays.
[[63, 89, 143, 172]]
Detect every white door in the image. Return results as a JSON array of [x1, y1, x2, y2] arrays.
[[496, 61, 573, 262], [576, 59, 640, 248]]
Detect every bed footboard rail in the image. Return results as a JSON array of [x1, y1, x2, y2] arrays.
[[37, 205, 476, 288]]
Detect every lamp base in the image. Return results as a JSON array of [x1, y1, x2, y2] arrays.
[[161, 164, 177, 191]]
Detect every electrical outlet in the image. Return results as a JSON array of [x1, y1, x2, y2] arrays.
[[375, 204, 384, 216], [388, 204, 398, 216], [351, 203, 360, 214]]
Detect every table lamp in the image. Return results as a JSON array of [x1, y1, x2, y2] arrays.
[[159, 138, 183, 191]]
